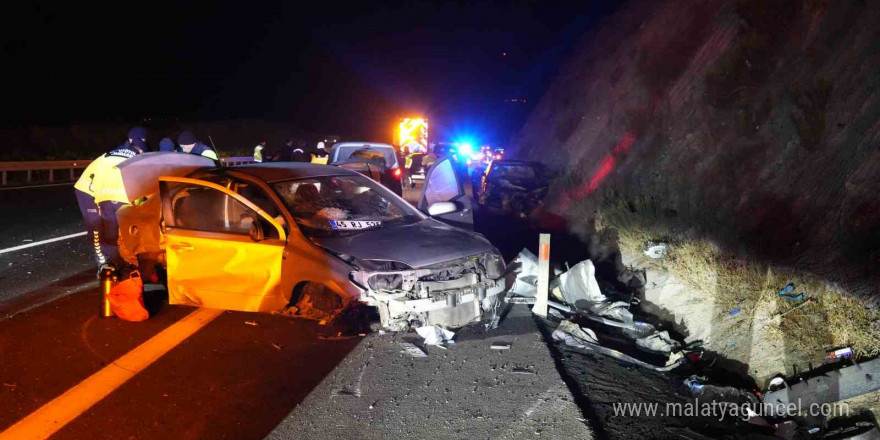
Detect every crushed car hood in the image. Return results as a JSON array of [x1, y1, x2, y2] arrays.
[[313, 218, 494, 268]]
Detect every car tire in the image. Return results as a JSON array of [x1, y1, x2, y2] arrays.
[[294, 282, 344, 321]]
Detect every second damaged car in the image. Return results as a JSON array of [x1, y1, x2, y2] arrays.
[[120, 155, 505, 330]]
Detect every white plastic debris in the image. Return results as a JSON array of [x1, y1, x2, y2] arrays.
[[644, 242, 669, 259], [635, 330, 680, 354], [415, 325, 455, 346], [557, 260, 605, 305], [551, 320, 599, 348], [508, 249, 539, 297]]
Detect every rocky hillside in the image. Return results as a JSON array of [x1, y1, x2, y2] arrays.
[[513, 0, 880, 300]]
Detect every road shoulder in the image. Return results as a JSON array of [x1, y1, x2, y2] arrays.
[[266, 304, 592, 440]]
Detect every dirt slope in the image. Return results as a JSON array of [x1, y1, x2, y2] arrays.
[[512, 0, 880, 300]]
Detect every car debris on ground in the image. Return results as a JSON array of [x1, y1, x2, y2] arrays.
[[415, 325, 455, 347], [507, 248, 694, 371], [398, 342, 427, 358]]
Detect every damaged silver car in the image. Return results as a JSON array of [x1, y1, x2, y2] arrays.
[[118, 154, 505, 330]]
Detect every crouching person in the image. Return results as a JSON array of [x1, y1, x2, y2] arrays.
[[74, 130, 150, 321]]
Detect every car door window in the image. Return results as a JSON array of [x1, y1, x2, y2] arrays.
[[234, 181, 283, 238], [424, 159, 461, 205], [169, 183, 274, 237]]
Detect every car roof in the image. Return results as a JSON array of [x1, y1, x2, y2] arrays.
[[224, 162, 357, 183], [331, 142, 395, 150]]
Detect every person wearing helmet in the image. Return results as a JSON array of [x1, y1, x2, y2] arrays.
[[310, 141, 329, 164], [73, 127, 147, 266], [177, 131, 219, 161]]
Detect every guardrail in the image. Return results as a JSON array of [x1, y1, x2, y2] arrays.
[[0, 156, 255, 186], [0, 160, 91, 186], [221, 156, 255, 166]]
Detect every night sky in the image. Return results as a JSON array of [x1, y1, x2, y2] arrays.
[[4, 1, 620, 143]]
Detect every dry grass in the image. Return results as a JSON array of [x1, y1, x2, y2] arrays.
[[594, 197, 880, 359]]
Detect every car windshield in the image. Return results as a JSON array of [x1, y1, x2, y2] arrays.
[[333, 146, 396, 168], [272, 174, 421, 237], [493, 164, 536, 179]]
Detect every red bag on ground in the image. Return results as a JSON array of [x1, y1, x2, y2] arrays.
[[107, 270, 149, 322]]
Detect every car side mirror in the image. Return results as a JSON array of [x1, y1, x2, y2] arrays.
[[241, 213, 264, 242], [428, 201, 458, 216]]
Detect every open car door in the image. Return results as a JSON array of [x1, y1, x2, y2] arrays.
[[418, 158, 474, 229], [159, 176, 289, 312]]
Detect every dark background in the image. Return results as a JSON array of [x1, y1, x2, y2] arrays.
[[2, 1, 620, 146]]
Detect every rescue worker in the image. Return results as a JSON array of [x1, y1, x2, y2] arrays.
[[177, 131, 219, 160], [276, 139, 293, 161], [310, 141, 329, 164], [292, 139, 309, 162], [253, 139, 266, 162], [73, 127, 147, 267], [158, 137, 176, 152]]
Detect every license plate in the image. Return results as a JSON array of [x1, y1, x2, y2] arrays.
[[330, 220, 382, 230]]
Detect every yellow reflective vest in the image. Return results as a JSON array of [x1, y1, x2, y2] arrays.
[[73, 153, 130, 197]]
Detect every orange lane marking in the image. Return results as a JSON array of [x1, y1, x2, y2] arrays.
[[0, 307, 223, 440]]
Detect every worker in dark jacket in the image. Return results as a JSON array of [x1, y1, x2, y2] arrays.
[[291, 139, 309, 162], [73, 127, 147, 266], [158, 137, 176, 152], [177, 131, 218, 160]]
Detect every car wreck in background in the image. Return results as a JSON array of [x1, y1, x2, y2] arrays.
[[477, 160, 549, 218], [328, 142, 404, 196], [116, 154, 504, 330]]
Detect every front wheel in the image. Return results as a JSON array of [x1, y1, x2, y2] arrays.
[[292, 282, 344, 321]]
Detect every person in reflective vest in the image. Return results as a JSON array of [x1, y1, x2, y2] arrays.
[[73, 127, 147, 266], [177, 131, 219, 160], [253, 139, 266, 162], [310, 141, 329, 164]]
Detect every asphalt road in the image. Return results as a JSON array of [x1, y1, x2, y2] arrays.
[[0, 280, 363, 440], [0, 184, 95, 306]]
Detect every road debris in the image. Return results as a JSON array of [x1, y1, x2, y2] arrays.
[[775, 297, 815, 318], [828, 346, 854, 359], [318, 332, 359, 341], [763, 357, 880, 420], [551, 320, 598, 348], [777, 282, 794, 295], [244, 321, 259, 326], [270, 342, 282, 350], [779, 292, 804, 301], [507, 249, 540, 298], [398, 342, 427, 358], [729, 308, 740, 316], [490, 342, 511, 350], [415, 325, 455, 347], [511, 367, 536, 375], [643, 242, 668, 259], [635, 330, 681, 354]]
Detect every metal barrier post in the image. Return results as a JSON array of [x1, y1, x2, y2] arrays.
[[533, 233, 551, 317]]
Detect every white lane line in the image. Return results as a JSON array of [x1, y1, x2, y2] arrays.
[[0, 232, 87, 255], [0, 182, 75, 191]]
